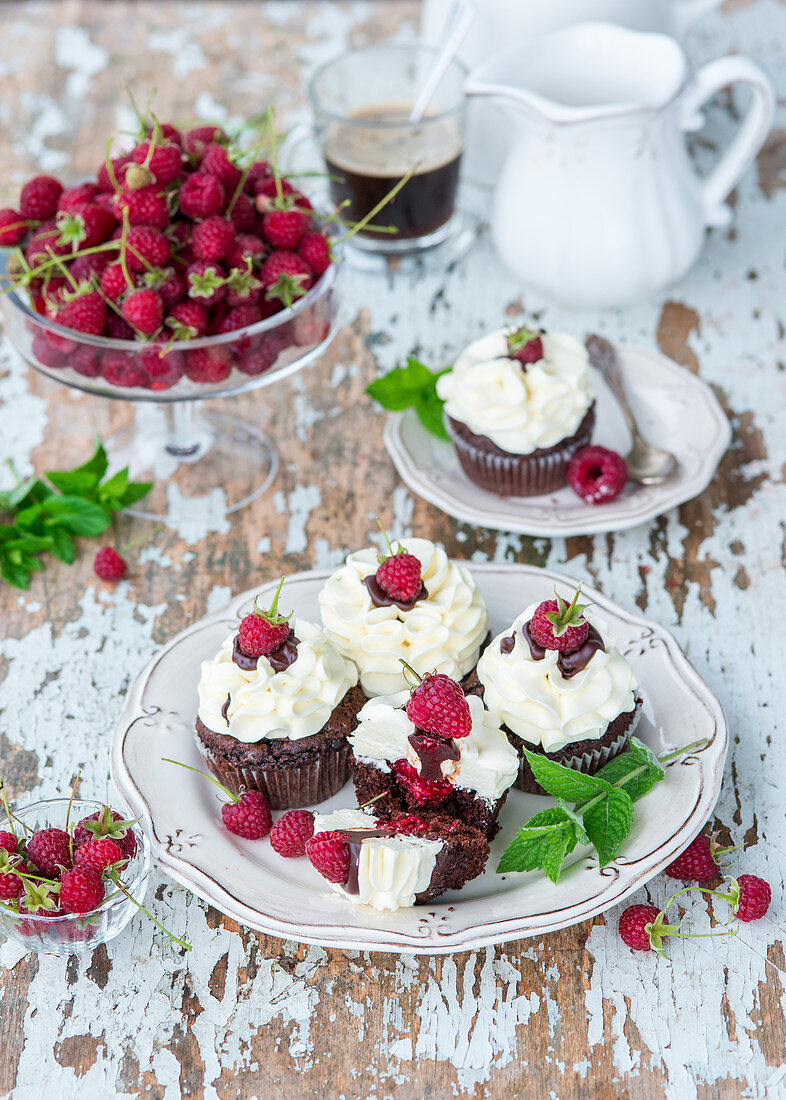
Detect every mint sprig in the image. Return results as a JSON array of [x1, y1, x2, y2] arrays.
[[0, 439, 152, 589], [366, 358, 450, 442], [498, 737, 706, 882]]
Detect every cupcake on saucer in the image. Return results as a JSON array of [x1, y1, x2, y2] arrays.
[[305, 807, 490, 910], [436, 324, 595, 497], [196, 579, 364, 808], [348, 667, 519, 837], [319, 531, 490, 697], [473, 584, 640, 794]]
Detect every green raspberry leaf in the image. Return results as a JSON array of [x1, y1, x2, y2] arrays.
[[582, 787, 634, 867], [521, 746, 614, 802]]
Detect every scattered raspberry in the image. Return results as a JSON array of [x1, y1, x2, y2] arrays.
[[74, 809, 138, 859], [0, 871, 24, 901], [122, 287, 164, 336], [507, 324, 543, 366], [54, 290, 107, 336], [117, 185, 169, 230], [260, 250, 312, 308], [392, 759, 454, 807], [0, 831, 17, 855], [405, 671, 471, 740], [74, 836, 126, 873], [270, 810, 315, 857], [20, 175, 63, 221], [567, 446, 628, 505], [192, 216, 235, 262], [59, 866, 106, 914], [305, 831, 349, 883], [237, 577, 292, 658], [179, 172, 225, 219], [298, 231, 331, 276], [200, 143, 242, 191], [184, 345, 232, 383], [665, 834, 719, 883], [27, 827, 73, 878], [221, 789, 272, 839], [131, 140, 183, 186], [0, 208, 28, 246], [126, 226, 171, 272], [529, 585, 591, 654], [376, 550, 422, 602], [94, 546, 127, 581], [263, 208, 308, 250], [732, 875, 771, 922], [618, 904, 662, 951]]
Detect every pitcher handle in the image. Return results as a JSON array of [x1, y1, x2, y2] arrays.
[[681, 56, 774, 228], [674, 0, 723, 35]]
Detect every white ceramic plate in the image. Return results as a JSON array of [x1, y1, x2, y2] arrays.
[[383, 344, 731, 537], [110, 566, 727, 954]]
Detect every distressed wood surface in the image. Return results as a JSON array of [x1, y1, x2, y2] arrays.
[[0, 2, 784, 1098]]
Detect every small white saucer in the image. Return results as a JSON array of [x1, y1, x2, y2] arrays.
[[383, 343, 731, 537]]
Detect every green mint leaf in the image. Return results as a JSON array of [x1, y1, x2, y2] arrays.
[[114, 480, 153, 509], [557, 799, 590, 846], [416, 390, 450, 442], [49, 526, 75, 564], [582, 787, 634, 867], [521, 746, 614, 802], [0, 549, 32, 589], [46, 439, 108, 494], [14, 502, 46, 533], [497, 806, 575, 873], [41, 496, 110, 537], [541, 829, 575, 884], [0, 477, 44, 513], [96, 467, 129, 505], [592, 737, 664, 803]]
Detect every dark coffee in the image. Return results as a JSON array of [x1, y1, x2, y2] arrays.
[[324, 103, 463, 241]]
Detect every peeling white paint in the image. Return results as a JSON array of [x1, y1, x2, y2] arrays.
[[54, 26, 108, 99], [147, 27, 207, 77]]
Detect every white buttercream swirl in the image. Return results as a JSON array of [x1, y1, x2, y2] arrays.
[[476, 605, 637, 753], [436, 329, 593, 454], [349, 691, 519, 802], [319, 537, 490, 697], [313, 808, 442, 910], [197, 618, 358, 742]]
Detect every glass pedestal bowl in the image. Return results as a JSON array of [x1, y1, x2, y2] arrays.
[[1, 261, 339, 522]]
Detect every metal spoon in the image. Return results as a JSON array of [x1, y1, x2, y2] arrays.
[[585, 334, 678, 485]]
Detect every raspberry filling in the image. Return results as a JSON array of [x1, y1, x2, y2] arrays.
[[500, 620, 605, 678], [363, 573, 428, 611], [407, 731, 460, 781]]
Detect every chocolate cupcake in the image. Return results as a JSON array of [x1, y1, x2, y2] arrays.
[[474, 587, 640, 795], [436, 325, 595, 497], [308, 808, 490, 909], [196, 585, 362, 808]]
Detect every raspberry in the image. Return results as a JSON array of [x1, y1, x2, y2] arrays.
[[665, 834, 719, 883], [221, 789, 272, 839], [142, 347, 184, 390], [270, 810, 314, 857], [126, 226, 171, 272], [192, 216, 235, 262], [104, 314, 135, 341], [122, 287, 164, 336], [227, 234, 266, 271], [117, 186, 169, 230], [732, 875, 771, 922], [71, 346, 101, 378], [0, 871, 24, 901], [27, 828, 73, 877], [243, 160, 272, 194], [200, 143, 242, 191], [405, 672, 471, 739], [529, 585, 591, 654], [183, 125, 227, 157], [100, 262, 135, 302], [567, 446, 628, 505], [376, 550, 422, 602], [55, 290, 107, 336], [59, 867, 105, 914], [179, 172, 225, 219], [74, 836, 126, 873], [217, 303, 263, 334], [97, 154, 131, 193], [388, 814, 431, 836], [260, 250, 312, 308], [305, 831, 349, 883], [237, 341, 278, 376], [131, 140, 183, 186], [0, 831, 17, 855], [186, 259, 226, 307], [618, 904, 662, 951], [74, 809, 137, 858], [185, 345, 232, 383], [101, 351, 147, 387], [298, 231, 331, 276], [229, 192, 256, 232], [152, 268, 187, 311], [94, 546, 127, 581], [0, 208, 28, 246], [168, 299, 208, 338], [20, 175, 63, 221], [26, 222, 68, 266], [263, 208, 308, 250], [254, 175, 294, 201], [237, 578, 292, 658], [56, 204, 116, 250], [392, 759, 454, 807], [32, 334, 64, 369], [506, 324, 543, 366], [70, 251, 110, 283], [58, 183, 99, 213]]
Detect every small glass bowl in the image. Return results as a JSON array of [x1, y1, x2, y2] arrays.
[[0, 798, 150, 957]]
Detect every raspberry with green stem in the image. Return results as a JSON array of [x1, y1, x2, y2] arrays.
[[161, 758, 271, 839]]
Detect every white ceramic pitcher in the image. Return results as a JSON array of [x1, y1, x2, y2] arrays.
[[465, 23, 774, 308]]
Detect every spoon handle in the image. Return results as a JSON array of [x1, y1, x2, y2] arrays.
[[409, 0, 476, 125], [585, 334, 640, 441]]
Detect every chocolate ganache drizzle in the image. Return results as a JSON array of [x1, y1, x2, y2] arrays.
[[407, 731, 460, 781], [363, 573, 428, 612], [501, 620, 605, 678], [232, 631, 301, 673], [342, 829, 396, 895]]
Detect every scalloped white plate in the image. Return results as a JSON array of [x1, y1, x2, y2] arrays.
[[383, 344, 731, 536], [110, 565, 727, 954]]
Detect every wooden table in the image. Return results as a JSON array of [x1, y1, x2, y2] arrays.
[[0, 2, 784, 1097]]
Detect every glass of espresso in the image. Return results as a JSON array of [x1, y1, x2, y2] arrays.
[[308, 46, 468, 256]]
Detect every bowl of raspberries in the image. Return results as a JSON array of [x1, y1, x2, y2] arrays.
[[0, 118, 338, 398]]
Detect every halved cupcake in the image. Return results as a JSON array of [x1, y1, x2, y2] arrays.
[[436, 324, 595, 497], [306, 807, 490, 910], [472, 584, 641, 794], [319, 534, 490, 697], [196, 580, 364, 808]]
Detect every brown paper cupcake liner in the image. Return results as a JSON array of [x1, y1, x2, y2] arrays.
[[446, 404, 595, 498], [199, 739, 351, 809]]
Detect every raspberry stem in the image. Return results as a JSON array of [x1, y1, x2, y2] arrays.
[[107, 869, 191, 951], [119, 523, 165, 556], [161, 757, 242, 805], [399, 659, 423, 687], [252, 576, 291, 626]]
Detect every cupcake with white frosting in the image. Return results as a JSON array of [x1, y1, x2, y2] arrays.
[[319, 534, 490, 697], [436, 324, 595, 496], [306, 807, 490, 910], [196, 580, 364, 808], [473, 584, 640, 794]]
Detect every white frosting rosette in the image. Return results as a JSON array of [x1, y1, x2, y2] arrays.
[[350, 690, 519, 803], [197, 618, 358, 743], [477, 605, 638, 753], [318, 537, 490, 697], [313, 808, 442, 911], [436, 329, 593, 454]]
